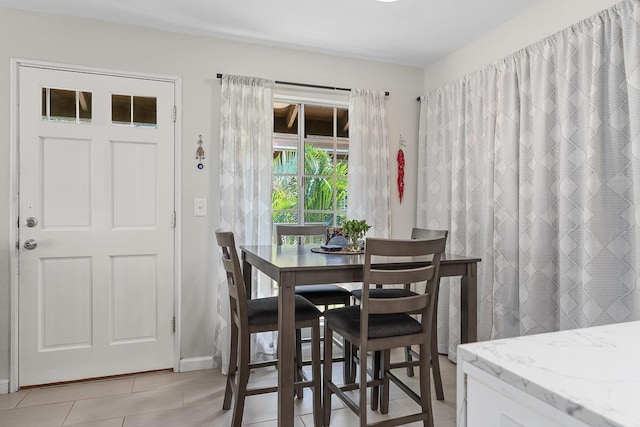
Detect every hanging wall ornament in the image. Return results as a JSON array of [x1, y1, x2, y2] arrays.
[[397, 134, 406, 203], [196, 135, 205, 169]]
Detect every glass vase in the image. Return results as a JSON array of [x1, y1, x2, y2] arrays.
[[348, 234, 362, 251]]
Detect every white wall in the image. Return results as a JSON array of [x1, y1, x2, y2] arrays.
[[424, 0, 622, 91], [0, 7, 423, 385]]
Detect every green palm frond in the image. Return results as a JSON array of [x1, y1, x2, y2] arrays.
[[273, 144, 348, 224]]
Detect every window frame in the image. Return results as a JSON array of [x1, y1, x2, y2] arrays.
[[272, 93, 349, 229]]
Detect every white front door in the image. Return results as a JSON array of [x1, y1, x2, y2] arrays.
[[18, 65, 176, 387]]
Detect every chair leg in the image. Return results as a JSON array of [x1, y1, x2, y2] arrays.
[[359, 349, 368, 427], [431, 316, 444, 400], [347, 345, 357, 384], [340, 298, 354, 385], [419, 342, 434, 427], [295, 328, 304, 399], [404, 345, 415, 377], [343, 338, 352, 384], [323, 325, 334, 427], [380, 349, 391, 414], [431, 350, 444, 401], [223, 323, 239, 410], [231, 334, 251, 427], [371, 350, 381, 411], [311, 320, 322, 427]]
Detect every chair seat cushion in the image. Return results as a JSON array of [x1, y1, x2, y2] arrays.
[[247, 295, 321, 326], [295, 284, 352, 302], [324, 305, 421, 340], [351, 288, 417, 300]]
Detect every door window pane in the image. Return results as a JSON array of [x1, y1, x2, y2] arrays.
[[112, 94, 157, 128], [50, 89, 76, 120], [133, 96, 157, 126], [78, 92, 92, 121], [112, 95, 131, 124], [41, 88, 92, 124]]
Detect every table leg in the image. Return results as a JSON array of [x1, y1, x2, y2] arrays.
[[460, 262, 478, 343], [278, 271, 296, 426], [241, 253, 252, 297]]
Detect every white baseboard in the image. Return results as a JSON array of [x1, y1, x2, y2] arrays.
[[179, 356, 214, 372], [0, 379, 9, 394]]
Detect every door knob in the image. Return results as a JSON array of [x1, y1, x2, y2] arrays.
[[23, 239, 38, 250]]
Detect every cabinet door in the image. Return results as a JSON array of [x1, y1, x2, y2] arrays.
[[466, 374, 587, 427]]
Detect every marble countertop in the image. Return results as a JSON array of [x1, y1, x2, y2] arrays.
[[458, 321, 640, 427]]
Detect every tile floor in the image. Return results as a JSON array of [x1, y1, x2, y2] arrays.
[[0, 352, 457, 427]]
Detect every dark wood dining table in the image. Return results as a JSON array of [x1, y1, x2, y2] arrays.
[[240, 244, 481, 426]]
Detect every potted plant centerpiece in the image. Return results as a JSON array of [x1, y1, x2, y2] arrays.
[[342, 219, 371, 251]]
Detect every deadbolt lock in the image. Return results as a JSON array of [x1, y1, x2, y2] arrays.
[[25, 217, 38, 228]]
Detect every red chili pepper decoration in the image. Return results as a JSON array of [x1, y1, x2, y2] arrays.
[[397, 148, 405, 203]]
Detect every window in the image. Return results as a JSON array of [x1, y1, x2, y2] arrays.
[[272, 102, 349, 229]]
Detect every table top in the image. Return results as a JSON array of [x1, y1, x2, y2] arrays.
[[458, 321, 640, 427], [240, 244, 481, 271]]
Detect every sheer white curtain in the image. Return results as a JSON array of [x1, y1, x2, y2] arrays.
[[348, 89, 391, 238], [215, 75, 275, 373], [418, 0, 640, 361]]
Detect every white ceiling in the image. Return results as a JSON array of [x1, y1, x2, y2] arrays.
[[0, 0, 542, 67]]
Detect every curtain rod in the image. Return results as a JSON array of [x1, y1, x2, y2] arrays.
[[216, 73, 389, 96]]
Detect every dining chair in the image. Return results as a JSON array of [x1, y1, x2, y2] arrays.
[[276, 224, 353, 310], [323, 236, 446, 427], [276, 224, 354, 383], [401, 228, 447, 393], [349, 228, 448, 400], [215, 230, 322, 427]]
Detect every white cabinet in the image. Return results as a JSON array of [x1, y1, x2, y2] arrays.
[[456, 322, 640, 427]]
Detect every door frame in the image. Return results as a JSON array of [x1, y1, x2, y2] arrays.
[[8, 59, 183, 392]]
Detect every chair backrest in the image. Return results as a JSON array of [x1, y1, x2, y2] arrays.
[[215, 230, 248, 329], [411, 227, 448, 242], [410, 228, 448, 293], [361, 237, 446, 335], [275, 224, 327, 246]]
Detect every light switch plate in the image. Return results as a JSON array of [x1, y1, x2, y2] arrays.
[[194, 198, 207, 217]]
